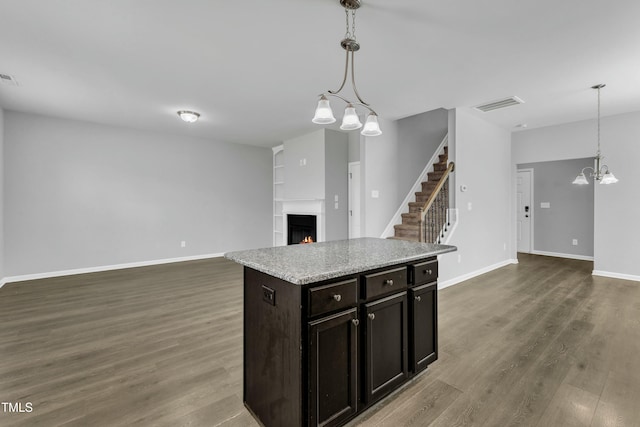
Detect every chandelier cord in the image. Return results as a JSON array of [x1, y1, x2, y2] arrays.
[[597, 86, 601, 157]]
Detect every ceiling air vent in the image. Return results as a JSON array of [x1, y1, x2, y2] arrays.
[[474, 96, 524, 112], [0, 73, 19, 86]]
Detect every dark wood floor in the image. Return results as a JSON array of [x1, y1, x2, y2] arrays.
[[1, 254, 639, 426]]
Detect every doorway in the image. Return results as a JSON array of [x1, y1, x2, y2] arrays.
[[517, 169, 533, 253]]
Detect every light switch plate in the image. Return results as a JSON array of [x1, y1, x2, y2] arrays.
[[371, 190, 379, 198], [541, 202, 550, 208]]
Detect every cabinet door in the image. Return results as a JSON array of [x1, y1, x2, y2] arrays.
[[364, 292, 408, 404], [410, 283, 437, 374], [309, 308, 359, 427]]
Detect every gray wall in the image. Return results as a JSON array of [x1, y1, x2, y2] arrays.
[[348, 132, 360, 163], [361, 118, 399, 237], [513, 111, 640, 279], [0, 108, 4, 280], [439, 109, 514, 284], [518, 158, 594, 257], [397, 108, 449, 206], [325, 130, 349, 241], [283, 129, 325, 200], [4, 111, 272, 277]]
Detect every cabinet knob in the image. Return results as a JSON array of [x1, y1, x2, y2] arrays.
[[352, 319, 359, 326], [368, 313, 376, 320], [384, 279, 394, 286], [333, 294, 342, 302], [415, 295, 422, 302], [424, 269, 433, 275]]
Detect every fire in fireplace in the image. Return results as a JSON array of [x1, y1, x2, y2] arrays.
[[287, 214, 317, 245]]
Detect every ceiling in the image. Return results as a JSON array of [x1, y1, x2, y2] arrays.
[[1, 0, 640, 148]]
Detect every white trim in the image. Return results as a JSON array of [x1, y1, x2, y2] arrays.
[[0, 253, 224, 286], [530, 250, 594, 261], [592, 270, 640, 282], [437, 259, 518, 290], [0, 277, 7, 290], [348, 161, 361, 239], [381, 135, 448, 238]]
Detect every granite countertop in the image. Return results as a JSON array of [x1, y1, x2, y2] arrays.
[[224, 237, 457, 285]]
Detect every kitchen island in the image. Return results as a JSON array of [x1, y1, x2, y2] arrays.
[[225, 237, 456, 427]]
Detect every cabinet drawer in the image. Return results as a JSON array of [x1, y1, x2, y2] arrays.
[[309, 279, 358, 317], [362, 267, 407, 301], [411, 260, 438, 285]]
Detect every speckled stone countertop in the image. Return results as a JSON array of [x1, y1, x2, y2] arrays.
[[224, 237, 457, 285]]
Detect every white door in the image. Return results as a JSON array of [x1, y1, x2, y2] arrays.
[[517, 169, 533, 253], [348, 162, 361, 238]]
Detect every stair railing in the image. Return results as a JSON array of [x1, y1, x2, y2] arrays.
[[419, 162, 455, 243]]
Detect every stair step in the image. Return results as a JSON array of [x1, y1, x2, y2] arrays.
[[387, 235, 420, 242], [433, 163, 448, 171], [439, 154, 448, 163], [401, 213, 420, 225], [427, 171, 444, 181]]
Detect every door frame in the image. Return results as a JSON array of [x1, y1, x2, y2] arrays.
[[516, 168, 534, 254]]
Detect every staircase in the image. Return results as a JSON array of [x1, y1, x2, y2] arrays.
[[391, 146, 449, 242]]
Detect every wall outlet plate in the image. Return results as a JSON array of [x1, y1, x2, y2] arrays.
[[262, 285, 276, 306]]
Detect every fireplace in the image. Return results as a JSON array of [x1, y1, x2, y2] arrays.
[[287, 214, 317, 245]]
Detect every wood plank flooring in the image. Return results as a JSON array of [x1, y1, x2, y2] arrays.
[[1, 254, 639, 426]]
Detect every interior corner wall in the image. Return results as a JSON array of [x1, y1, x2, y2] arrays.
[[513, 111, 640, 279], [4, 111, 273, 277], [324, 130, 349, 242], [396, 108, 449, 206], [438, 109, 513, 284], [360, 118, 399, 237], [0, 108, 5, 281]]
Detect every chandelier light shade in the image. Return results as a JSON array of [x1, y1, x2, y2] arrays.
[[572, 84, 619, 185], [312, 95, 337, 124], [340, 104, 363, 130], [177, 110, 200, 123], [312, 0, 381, 136], [361, 112, 382, 136]]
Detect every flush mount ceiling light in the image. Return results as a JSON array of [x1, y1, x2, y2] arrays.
[[177, 110, 200, 123], [572, 84, 619, 185], [312, 0, 381, 137]]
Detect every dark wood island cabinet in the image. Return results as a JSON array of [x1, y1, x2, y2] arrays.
[[225, 238, 456, 427]]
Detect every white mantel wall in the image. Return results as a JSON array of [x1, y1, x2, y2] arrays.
[[513, 111, 640, 280]]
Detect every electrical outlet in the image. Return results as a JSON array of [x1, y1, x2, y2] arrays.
[[181, 241, 186, 248], [334, 202, 339, 209], [262, 285, 276, 306], [467, 202, 472, 211], [572, 239, 578, 246]]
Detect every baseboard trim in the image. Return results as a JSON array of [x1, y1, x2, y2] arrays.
[[592, 270, 640, 282], [437, 259, 518, 290], [530, 250, 594, 262], [1, 253, 225, 287]]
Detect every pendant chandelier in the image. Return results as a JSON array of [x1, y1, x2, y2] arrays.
[[312, 0, 382, 136], [572, 84, 619, 185]]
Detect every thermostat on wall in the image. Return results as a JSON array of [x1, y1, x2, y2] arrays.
[[460, 185, 468, 192]]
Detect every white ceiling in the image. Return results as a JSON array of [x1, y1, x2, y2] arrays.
[[1, 0, 640, 148]]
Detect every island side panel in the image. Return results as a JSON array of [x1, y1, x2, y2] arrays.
[[244, 267, 303, 427]]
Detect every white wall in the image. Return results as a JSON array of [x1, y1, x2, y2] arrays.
[[283, 129, 325, 200], [4, 111, 273, 277], [360, 118, 399, 237], [0, 108, 4, 282], [513, 111, 640, 280], [439, 109, 514, 285]]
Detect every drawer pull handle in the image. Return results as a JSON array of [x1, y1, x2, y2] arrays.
[[415, 295, 422, 302], [368, 313, 376, 320], [352, 319, 359, 326], [384, 279, 394, 286], [423, 269, 433, 275], [333, 294, 342, 302]]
